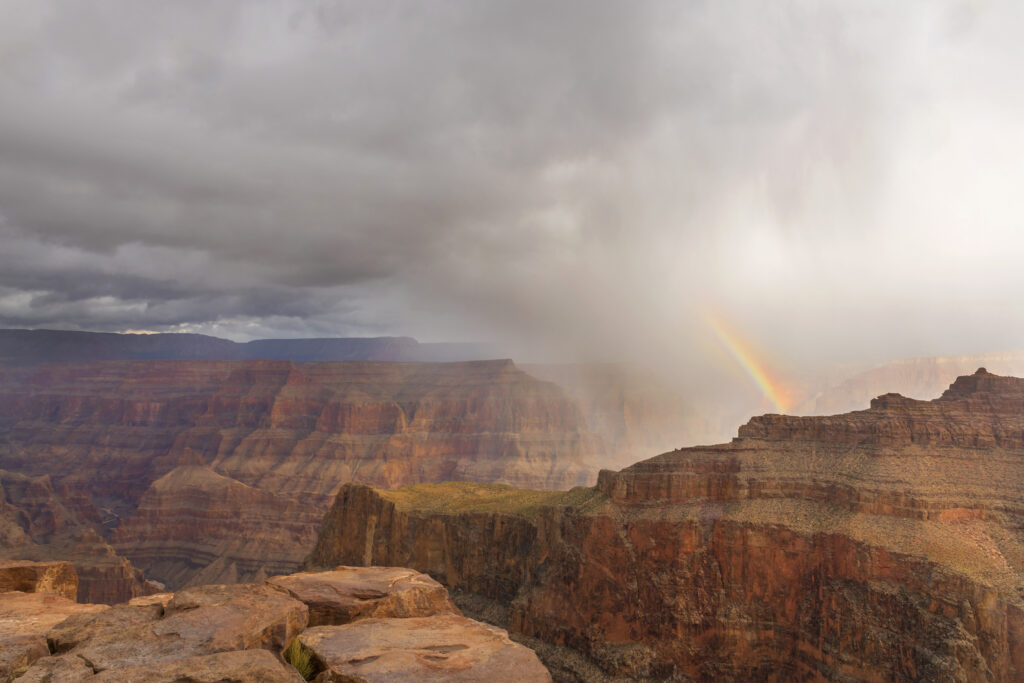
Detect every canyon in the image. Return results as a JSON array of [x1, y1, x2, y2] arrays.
[[308, 369, 1024, 680], [0, 357, 604, 591]]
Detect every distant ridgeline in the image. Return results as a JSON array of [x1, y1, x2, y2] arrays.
[[0, 328, 500, 365]]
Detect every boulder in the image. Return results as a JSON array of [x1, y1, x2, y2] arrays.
[[0, 592, 106, 681], [89, 650, 304, 682], [297, 614, 551, 682], [25, 583, 307, 675], [267, 566, 458, 626]]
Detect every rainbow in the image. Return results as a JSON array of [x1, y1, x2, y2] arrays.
[[707, 316, 789, 413]]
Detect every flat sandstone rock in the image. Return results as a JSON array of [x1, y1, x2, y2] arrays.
[[267, 566, 458, 626], [298, 614, 552, 682], [0, 591, 106, 680], [23, 583, 307, 675], [89, 649, 305, 683]]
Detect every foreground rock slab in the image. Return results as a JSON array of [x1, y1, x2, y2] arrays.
[[298, 614, 552, 682], [89, 650, 304, 682], [267, 566, 458, 626], [0, 592, 106, 681], [22, 583, 307, 676], [19, 650, 303, 683]]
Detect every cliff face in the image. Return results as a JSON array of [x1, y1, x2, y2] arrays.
[[0, 359, 600, 588], [309, 369, 1024, 681]]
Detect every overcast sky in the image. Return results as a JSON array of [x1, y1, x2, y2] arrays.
[[2, 0, 1024, 382]]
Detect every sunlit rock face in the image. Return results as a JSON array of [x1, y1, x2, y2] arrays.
[[0, 358, 600, 588], [309, 369, 1024, 680]]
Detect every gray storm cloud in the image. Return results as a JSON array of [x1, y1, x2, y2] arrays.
[[1, 0, 1023, 380]]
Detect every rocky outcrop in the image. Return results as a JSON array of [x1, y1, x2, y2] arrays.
[[15, 582, 308, 682], [266, 567, 458, 627], [9, 564, 547, 682], [308, 369, 1024, 680], [0, 359, 600, 587]]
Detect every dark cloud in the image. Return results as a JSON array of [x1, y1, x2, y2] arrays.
[[1, 0, 1023, 386]]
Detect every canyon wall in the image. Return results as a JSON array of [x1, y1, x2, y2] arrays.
[[308, 369, 1024, 681], [0, 358, 600, 588]]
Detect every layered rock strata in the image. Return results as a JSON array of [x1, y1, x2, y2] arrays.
[[308, 370, 1024, 680], [0, 359, 599, 587]]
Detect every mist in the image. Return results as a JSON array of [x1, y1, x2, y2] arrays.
[[2, 0, 1024, 407]]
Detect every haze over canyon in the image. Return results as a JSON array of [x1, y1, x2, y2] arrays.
[[3, 1, 1024, 681]]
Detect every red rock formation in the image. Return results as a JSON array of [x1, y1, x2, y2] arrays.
[[308, 369, 1024, 680], [0, 359, 600, 588]]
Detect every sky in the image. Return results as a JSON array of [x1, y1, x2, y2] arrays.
[[2, 0, 1024, 391]]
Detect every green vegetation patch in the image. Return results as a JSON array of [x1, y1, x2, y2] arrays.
[[284, 637, 316, 681], [379, 481, 603, 520]]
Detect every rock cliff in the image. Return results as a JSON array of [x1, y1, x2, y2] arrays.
[[308, 369, 1024, 681], [0, 359, 600, 588]]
